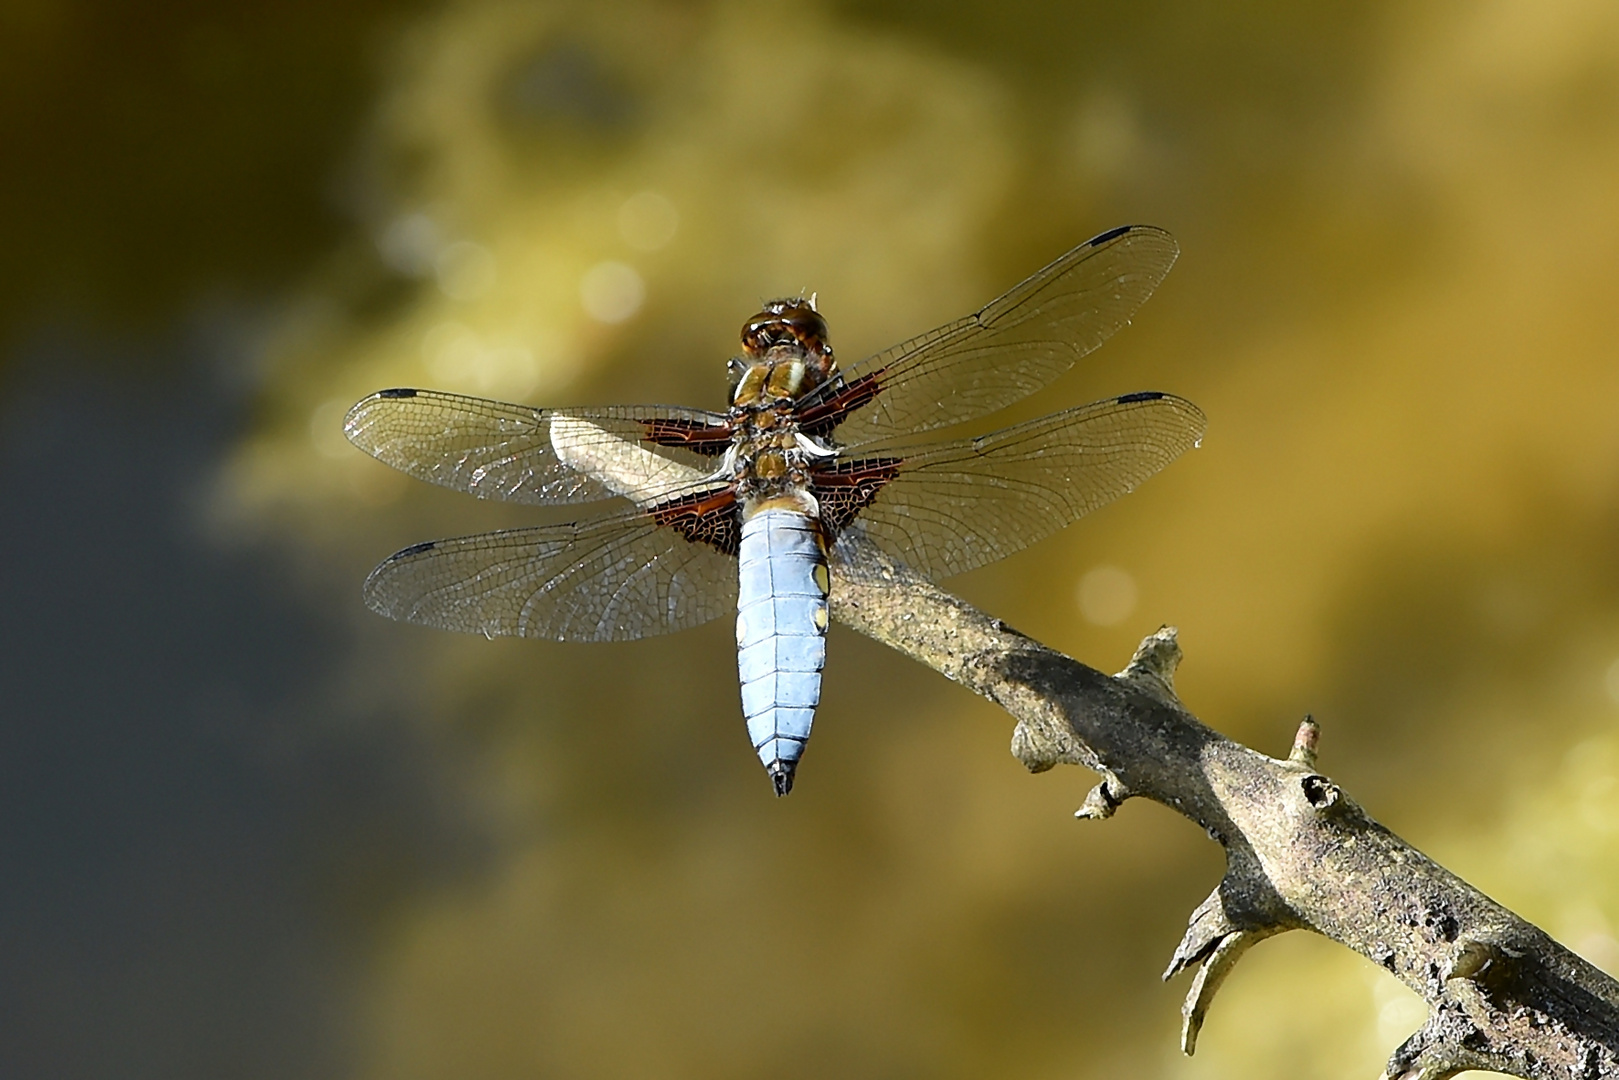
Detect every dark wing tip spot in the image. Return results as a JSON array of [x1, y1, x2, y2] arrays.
[[1089, 224, 1134, 246], [391, 540, 437, 559], [1116, 391, 1165, 404], [378, 387, 418, 399]]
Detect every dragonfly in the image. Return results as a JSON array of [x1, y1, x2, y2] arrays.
[[345, 224, 1205, 796]]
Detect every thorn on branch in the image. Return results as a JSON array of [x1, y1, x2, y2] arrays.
[[1164, 887, 1238, 980], [1380, 1021, 1471, 1080], [1179, 929, 1259, 1055], [1288, 715, 1319, 768], [1075, 771, 1130, 820], [1117, 625, 1181, 701], [1166, 884, 1292, 1056]]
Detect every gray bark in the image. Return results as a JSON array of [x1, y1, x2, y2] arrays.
[[830, 534, 1619, 1080]]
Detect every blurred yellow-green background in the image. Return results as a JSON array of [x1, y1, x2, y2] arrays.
[[4, 1, 1618, 1077]]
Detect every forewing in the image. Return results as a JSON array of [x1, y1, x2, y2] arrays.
[[345, 388, 731, 505], [824, 392, 1205, 580], [363, 489, 740, 643], [805, 225, 1179, 447]]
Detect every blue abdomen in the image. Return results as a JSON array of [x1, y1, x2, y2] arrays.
[[735, 508, 829, 796]]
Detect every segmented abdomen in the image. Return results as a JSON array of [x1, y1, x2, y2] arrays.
[[735, 508, 830, 796]]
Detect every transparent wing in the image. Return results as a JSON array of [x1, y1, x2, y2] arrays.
[[808, 225, 1179, 448], [829, 392, 1205, 580], [345, 388, 731, 505], [362, 489, 740, 643]]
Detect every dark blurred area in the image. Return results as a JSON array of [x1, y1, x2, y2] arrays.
[[3, 2, 1617, 1079], [0, 322, 486, 1079], [1, 4, 465, 1077], [0, 0, 428, 369]]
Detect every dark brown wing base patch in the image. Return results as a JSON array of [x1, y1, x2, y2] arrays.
[[640, 418, 735, 455], [649, 489, 742, 555], [797, 373, 884, 440], [812, 458, 902, 535]]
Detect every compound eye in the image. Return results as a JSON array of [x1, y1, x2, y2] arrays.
[[740, 298, 830, 357], [740, 319, 776, 355], [785, 308, 830, 355]]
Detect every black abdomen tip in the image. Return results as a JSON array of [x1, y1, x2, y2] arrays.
[[767, 761, 796, 797]]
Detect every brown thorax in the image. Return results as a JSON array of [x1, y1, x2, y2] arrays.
[[727, 297, 840, 517]]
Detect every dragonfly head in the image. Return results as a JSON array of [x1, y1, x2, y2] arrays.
[[733, 299, 837, 407], [740, 298, 832, 361]]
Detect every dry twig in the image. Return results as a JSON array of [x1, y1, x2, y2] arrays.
[[830, 534, 1619, 1080]]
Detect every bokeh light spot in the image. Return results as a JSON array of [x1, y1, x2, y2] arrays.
[[1374, 982, 1428, 1047], [617, 191, 679, 251], [377, 213, 442, 277], [580, 260, 645, 323], [1078, 565, 1137, 627], [1581, 774, 1619, 833], [435, 241, 498, 300], [420, 321, 542, 397], [481, 345, 541, 398], [1604, 657, 1619, 704], [1068, 90, 1142, 179], [310, 397, 352, 459], [423, 321, 480, 382]]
